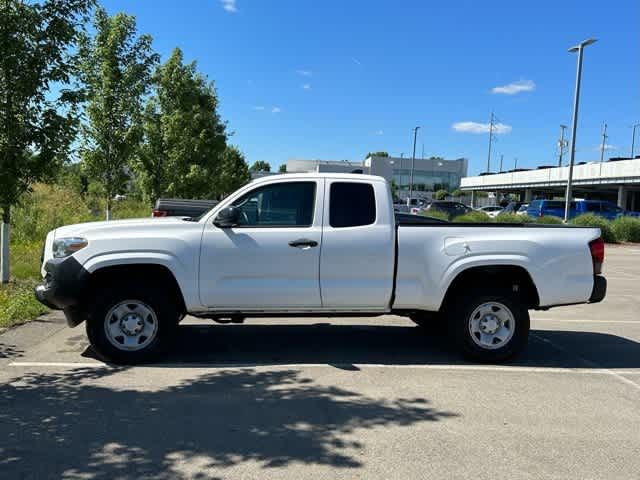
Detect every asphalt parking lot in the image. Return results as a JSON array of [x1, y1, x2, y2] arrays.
[[1, 246, 639, 479]]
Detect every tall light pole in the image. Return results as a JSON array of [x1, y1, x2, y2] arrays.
[[408, 126, 420, 204], [564, 38, 597, 222], [631, 124, 639, 158], [499, 154, 504, 172]]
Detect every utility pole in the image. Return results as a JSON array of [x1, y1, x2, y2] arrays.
[[408, 126, 420, 204], [514, 157, 518, 170], [558, 125, 568, 167], [631, 124, 639, 158], [486, 111, 495, 172], [599, 122, 608, 163], [499, 154, 504, 172], [565, 38, 597, 222], [400, 153, 404, 194]]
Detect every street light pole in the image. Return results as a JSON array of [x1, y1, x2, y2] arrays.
[[631, 124, 639, 158], [408, 126, 420, 204], [564, 38, 597, 222]]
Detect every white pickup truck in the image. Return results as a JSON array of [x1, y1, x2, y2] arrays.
[[35, 173, 606, 364]]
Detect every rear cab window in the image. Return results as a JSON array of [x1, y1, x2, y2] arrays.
[[329, 182, 376, 227]]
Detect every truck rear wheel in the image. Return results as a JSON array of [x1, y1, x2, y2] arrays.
[[448, 288, 529, 362], [86, 282, 178, 364]]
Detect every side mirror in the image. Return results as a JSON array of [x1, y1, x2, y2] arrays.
[[214, 206, 240, 228]]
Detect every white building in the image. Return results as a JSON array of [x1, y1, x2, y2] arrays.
[[286, 156, 468, 200]]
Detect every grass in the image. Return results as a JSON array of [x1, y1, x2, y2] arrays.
[[1, 184, 151, 329], [0, 280, 49, 329]]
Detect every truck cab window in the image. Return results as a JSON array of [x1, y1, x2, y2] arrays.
[[330, 182, 376, 227], [232, 182, 315, 227]]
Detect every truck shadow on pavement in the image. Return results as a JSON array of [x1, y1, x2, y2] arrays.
[[0, 366, 457, 479], [101, 323, 640, 370]]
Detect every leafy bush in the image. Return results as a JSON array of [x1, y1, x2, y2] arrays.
[[569, 214, 616, 243], [611, 216, 640, 242], [434, 189, 448, 201], [420, 209, 449, 221], [534, 215, 563, 225], [494, 213, 529, 224], [454, 211, 491, 223]]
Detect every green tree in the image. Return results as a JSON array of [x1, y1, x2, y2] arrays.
[[435, 189, 449, 201], [134, 48, 227, 203], [216, 146, 250, 197], [366, 151, 389, 158], [278, 164, 287, 173], [0, 0, 92, 283], [78, 7, 158, 219], [250, 160, 271, 172]]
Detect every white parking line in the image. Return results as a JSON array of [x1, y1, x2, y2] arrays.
[[6, 361, 639, 376], [531, 333, 640, 392], [532, 318, 639, 324]]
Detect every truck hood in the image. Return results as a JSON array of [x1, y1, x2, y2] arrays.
[[52, 217, 191, 240]]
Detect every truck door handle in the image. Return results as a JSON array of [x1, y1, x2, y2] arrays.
[[288, 239, 318, 248]]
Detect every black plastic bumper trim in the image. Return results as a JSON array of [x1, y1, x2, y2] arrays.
[[34, 256, 89, 326], [589, 275, 607, 303]]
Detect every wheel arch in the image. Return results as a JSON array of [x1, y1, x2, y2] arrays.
[[440, 264, 540, 312], [86, 263, 187, 316]]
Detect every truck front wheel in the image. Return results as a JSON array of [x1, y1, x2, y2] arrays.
[[85, 283, 178, 364], [448, 288, 530, 362]]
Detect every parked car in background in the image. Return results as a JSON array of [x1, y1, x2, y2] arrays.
[[498, 202, 526, 216], [527, 199, 639, 220], [476, 205, 503, 218], [516, 204, 529, 216], [425, 201, 471, 219]]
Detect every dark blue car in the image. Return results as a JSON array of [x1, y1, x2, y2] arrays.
[[526, 199, 639, 220]]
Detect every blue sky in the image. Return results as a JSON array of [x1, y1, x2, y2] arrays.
[[102, 0, 639, 174]]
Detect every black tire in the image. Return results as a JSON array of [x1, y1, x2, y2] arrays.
[[85, 281, 179, 364], [447, 288, 530, 362]]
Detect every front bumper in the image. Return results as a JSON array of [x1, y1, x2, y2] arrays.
[[589, 275, 607, 303], [34, 256, 89, 327]]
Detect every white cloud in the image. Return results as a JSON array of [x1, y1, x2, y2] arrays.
[[296, 69, 312, 76], [253, 105, 265, 111], [596, 144, 617, 152], [491, 79, 536, 95], [220, 0, 237, 13], [375, 130, 384, 136], [452, 121, 512, 134], [302, 84, 311, 90], [271, 106, 281, 113]]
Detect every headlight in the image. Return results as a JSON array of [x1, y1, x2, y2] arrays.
[[52, 237, 88, 258]]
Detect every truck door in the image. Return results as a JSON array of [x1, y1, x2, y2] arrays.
[[319, 179, 395, 309], [199, 179, 323, 309]]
